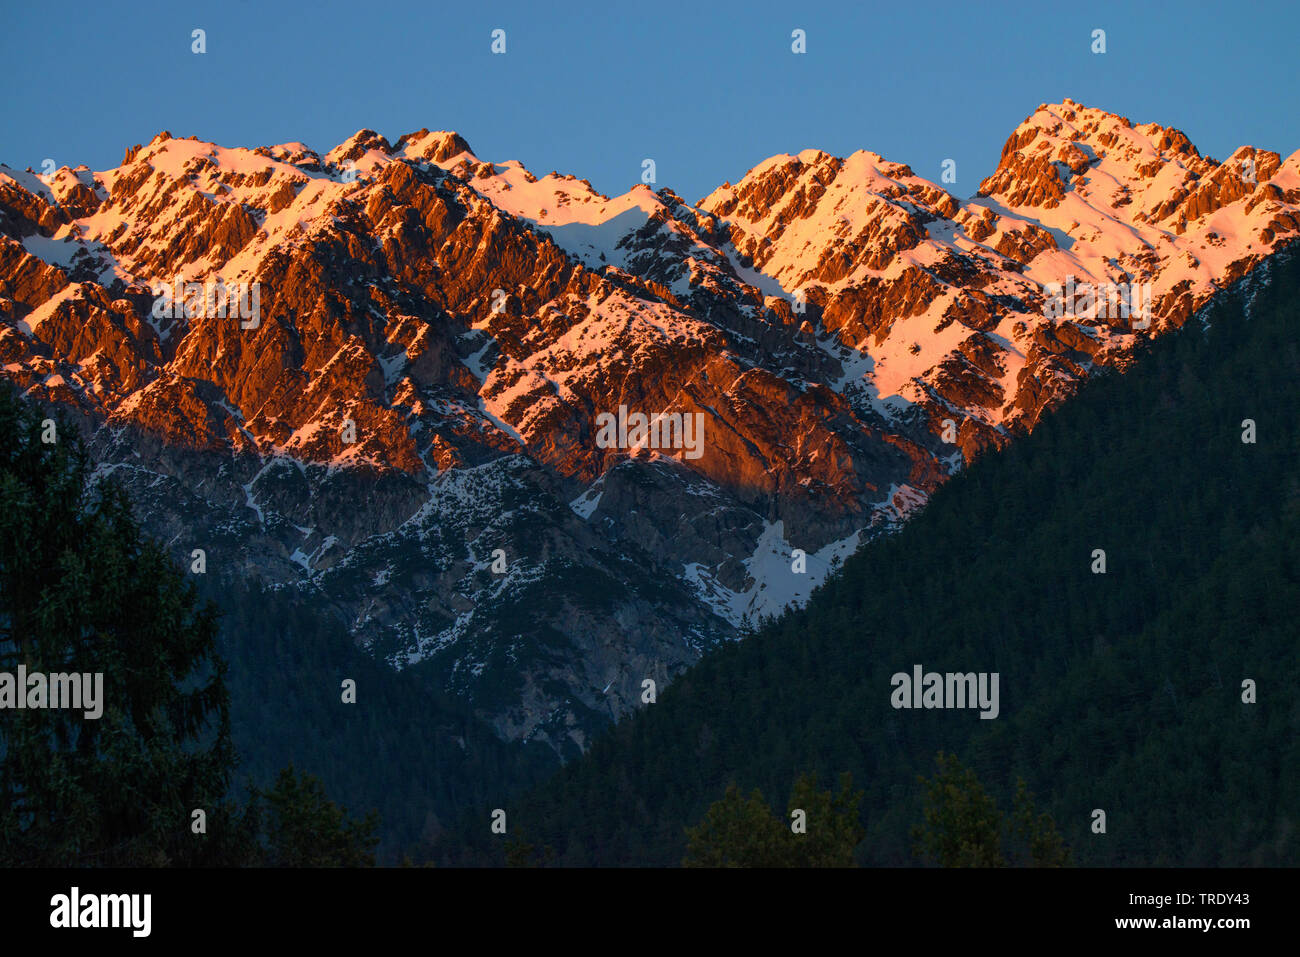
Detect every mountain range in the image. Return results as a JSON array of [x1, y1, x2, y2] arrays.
[[2, 98, 1297, 758]]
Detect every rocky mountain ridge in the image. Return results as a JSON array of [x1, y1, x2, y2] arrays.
[[2, 99, 1297, 752]]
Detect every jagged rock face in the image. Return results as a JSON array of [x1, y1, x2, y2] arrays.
[[3, 101, 1298, 752]]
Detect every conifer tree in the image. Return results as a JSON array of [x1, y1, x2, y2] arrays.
[[683, 773, 864, 867], [0, 389, 236, 865], [785, 771, 864, 867], [913, 752, 1005, 867], [259, 765, 379, 866], [683, 783, 787, 867]]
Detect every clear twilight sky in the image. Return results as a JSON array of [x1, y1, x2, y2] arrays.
[[2, 0, 1295, 203]]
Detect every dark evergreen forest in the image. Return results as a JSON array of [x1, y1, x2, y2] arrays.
[[211, 580, 557, 861]]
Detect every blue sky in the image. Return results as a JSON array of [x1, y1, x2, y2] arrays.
[[2, 0, 1295, 203]]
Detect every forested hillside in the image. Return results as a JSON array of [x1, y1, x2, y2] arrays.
[[441, 247, 1300, 866], [212, 581, 557, 861]]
